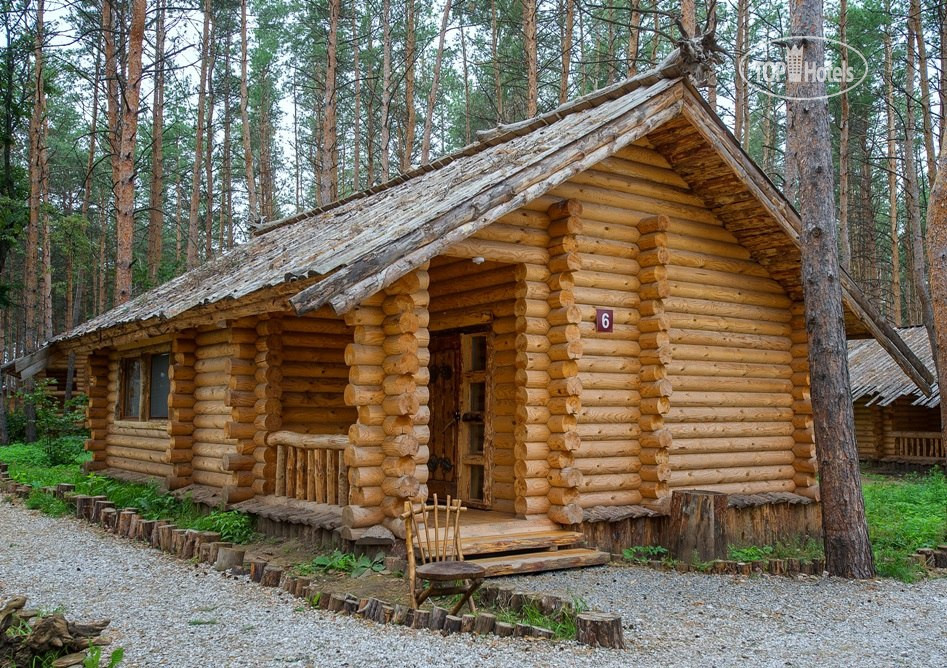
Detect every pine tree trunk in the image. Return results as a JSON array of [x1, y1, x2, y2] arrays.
[[187, 0, 211, 269], [905, 22, 935, 337], [884, 5, 901, 325], [352, 7, 361, 190], [148, 0, 165, 285], [909, 0, 937, 184], [460, 12, 471, 144], [559, 0, 573, 103], [627, 0, 640, 77], [320, 0, 340, 203], [240, 0, 258, 224], [925, 133, 947, 446], [26, 0, 45, 351], [204, 23, 217, 261], [838, 0, 851, 270], [734, 0, 748, 146], [380, 0, 392, 180], [491, 0, 502, 123], [81, 40, 101, 221], [114, 0, 145, 304], [787, 0, 874, 579], [681, 0, 695, 36], [402, 0, 415, 171], [523, 0, 538, 117], [219, 29, 232, 248], [422, 0, 452, 163]]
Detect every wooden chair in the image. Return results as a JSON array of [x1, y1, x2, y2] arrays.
[[401, 495, 486, 615]]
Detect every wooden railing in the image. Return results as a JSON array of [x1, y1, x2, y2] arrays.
[[268, 431, 349, 504], [893, 431, 945, 462]]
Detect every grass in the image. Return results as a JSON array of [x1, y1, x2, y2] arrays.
[[621, 545, 672, 565], [727, 537, 824, 564], [863, 469, 947, 581], [293, 549, 386, 577], [1, 439, 258, 544], [490, 597, 588, 640]]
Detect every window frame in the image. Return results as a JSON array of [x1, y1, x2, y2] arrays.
[[118, 345, 171, 422]]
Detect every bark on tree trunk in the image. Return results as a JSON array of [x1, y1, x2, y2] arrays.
[[559, 0, 573, 104], [26, 0, 45, 353], [909, 0, 937, 185], [402, 0, 415, 172], [380, 0, 392, 180], [491, 0, 501, 123], [627, 0, 640, 77], [925, 133, 947, 447], [884, 4, 901, 325], [422, 0, 452, 163], [787, 0, 874, 579], [187, 0, 211, 269], [240, 0, 258, 225], [148, 0, 165, 285], [114, 0, 145, 305], [319, 0, 339, 203], [204, 22, 217, 260], [352, 7, 361, 190], [838, 0, 851, 270], [523, 0, 538, 117], [905, 23, 937, 343]]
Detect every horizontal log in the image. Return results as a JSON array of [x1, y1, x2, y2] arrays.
[[268, 431, 348, 450], [670, 450, 796, 470], [668, 464, 796, 487]]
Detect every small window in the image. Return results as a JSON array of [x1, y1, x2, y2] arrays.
[[149, 354, 170, 419], [122, 358, 142, 419], [119, 350, 170, 421]]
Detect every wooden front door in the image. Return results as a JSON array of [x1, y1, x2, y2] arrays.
[[427, 330, 492, 508]]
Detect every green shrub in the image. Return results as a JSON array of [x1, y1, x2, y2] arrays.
[[295, 550, 385, 577], [192, 511, 257, 544], [622, 545, 670, 564], [863, 470, 947, 581], [25, 489, 73, 517]]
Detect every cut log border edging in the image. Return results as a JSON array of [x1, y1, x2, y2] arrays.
[[1, 479, 626, 649], [624, 556, 828, 577]]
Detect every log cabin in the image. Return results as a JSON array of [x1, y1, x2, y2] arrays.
[[850, 327, 943, 465], [9, 60, 935, 570]]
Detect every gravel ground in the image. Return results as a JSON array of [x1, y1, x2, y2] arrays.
[[2, 502, 946, 668]]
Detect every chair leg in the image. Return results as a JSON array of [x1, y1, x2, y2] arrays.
[[449, 578, 483, 616]]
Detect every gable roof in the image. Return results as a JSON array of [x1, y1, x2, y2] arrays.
[[12, 62, 933, 394], [849, 327, 940, 408]]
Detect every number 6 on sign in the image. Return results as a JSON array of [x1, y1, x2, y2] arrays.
[[595, 308, 613, 333]]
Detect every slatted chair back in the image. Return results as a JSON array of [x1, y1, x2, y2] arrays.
[[403, 494, 466, 566]]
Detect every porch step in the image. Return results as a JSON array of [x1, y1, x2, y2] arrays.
[[460, 530, 586, 556], [468, 547, 611, 577]]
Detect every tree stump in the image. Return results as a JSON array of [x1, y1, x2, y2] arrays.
[[260, 565, 283, 587], [411, 609, 430, 629], [150, 520, 170, 547], [473, 613, 495, 634], [328, 593, 347, 612], [342, 597, 358, 615], [532, 626, 554, 639], [494, 621, 514, 637], [116, 509, 138, 536], [214, 547, 246, 572], [90, 499, 113, 523], [247, 559, 268, 582], [137, 519, 157, 543], [443, 615, 462, 634], [669, 490, 728, 562], [99, 508, 118, 532], [514, 623, 531, 637], [392, 604, 410, 625], [429, 606, 447, 631], [460, 614, 475, 633], [575, 612, 625, 649], [72, 495, 92, 519]]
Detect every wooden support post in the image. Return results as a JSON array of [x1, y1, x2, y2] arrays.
[[83, 351, 111, 472], [669, 489, 728, 562], [637, 216, 672, 504], [343, 294, 388, 530], [253, 316, 283, 496], [544, 200, 583, 524], [790, 302, 818, 499], [224, 321, 259, 504], [166, 330, 196, 489]]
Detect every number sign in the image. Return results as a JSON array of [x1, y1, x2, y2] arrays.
[[595, 308, 613, 333]]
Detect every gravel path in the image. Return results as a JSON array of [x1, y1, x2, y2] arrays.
[[2, 502, 946, 668]]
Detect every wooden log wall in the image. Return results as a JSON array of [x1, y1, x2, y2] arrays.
[[167, 330, 196, 489], [853, 399, 878, 459], [223, 318, 258, 503], [427, 254, 519, 514], [191, 327, 239, 490], [343, 294, 390, 530], [790, 304, 818, 499], [544, 200, 584, 524], [103, 350, 173, 478], [253, 316, 282, 496], [379, 267, 430, 537], [83, 351, 110, 472], [657, 183, 797, 495], [637, 216, 671, 503]]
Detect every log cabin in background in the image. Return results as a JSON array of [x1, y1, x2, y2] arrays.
[[850, 327, 943, 466], [8, 73, 934, 571]]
